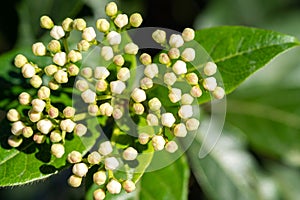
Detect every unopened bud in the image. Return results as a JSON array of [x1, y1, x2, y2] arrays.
[[144, 64, 158, 79], [133, 103, 144, 115], [62, 18, 73, 32], [110, 80, 126, 94], [28, 109, 42, 122], [159, 53, 171, 65], [76, 80, 89, 92], [31, 99, 46, 112], [101, 46, 114, 61], [161, 113, 176, 127], [124, 42, 139, 55], [44, 64, 58, 76], [94, 66, 110, 80], [203, 77, 217, 91], [73, 18, 86, 31], [77, 40, 90, 51], [98, 141, 113, 156], [148, 97, 161, 111], [74, 124, 87, 137], [168, 88, 182, 103], [82, 27, 96, 42], [48, 80, 60, 90], [152, 29, 166, 44], [67, 64, 79, 76], [22, 126, 33, 138], [131, 88, 146, 103], [178, 105, 193, 119], [112, 108, 123, 119], [22, 63, 35, 78], [51, 143, 65, 158], [63, 106, 75, 118], [113, 54, 125, 66], [181, 93, 194, 105], [114, 14, 128, 29], [11, 121, 25, 136], [182, 28, 195, 42], [138, 133, 150, 145], [169, 34, 184, 48], [204, 61, 217, 76], [152, 135, 166, 151], [50, 130, 62, 142], [68, 175, 82, 188], [72, 162, 88, 177], [32, 42, 47, 56], [7, 109, 20, 122], [38, 86, 50, 100], [68, 50, 82, 63], [54, 69, 68, 83], [164, 72, 177, 86], [181, 48, 195, 62], [37, 119, 53, 134], [117, 67, 130, 81], [67, 151, 82, 163], [186, 118, 200, 131], [106, 179, 121, 194], [8, 135, 23, 147], [213, 86, 225, 99], [40, 16, 54, 29], [105, 157, 119, 170], [50, 25, 65, 40], [139, 53, 152, 65], [95, 80, 108, 92], [81, 89, 96, 104], [190, 85, 202, 97], [105, 2, 118, 16], [30, 75, 43, 88], [14, 54, 28, 68], [53, 52, 67, 66], [48, 106, 59, 118], [172, 60, 187, 75], [123, 180, 136, 193], [168, 48, 180, 59], [93, 171, 107, 186], [186, 73, 198, 85], [140, 77, 153, 90], [107, 31, 121, 46], [122, 147, 138, 161], [165, 141, 178, 153], [130, 13, 143, 27], [33, 133, 46, 144], [99, 102, 113, 116], [19, 92, 31, 105], [87, 151, 101, 164], [96, 18, 110, 32], [174, 123, 187, 137], [146, 113, 159, 126], [60, 119, 76, 133], [88, 104, 99, 116], [93, 189, 106, 200], [81, 67, 93, 79]]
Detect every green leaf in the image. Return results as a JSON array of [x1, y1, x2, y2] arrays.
[[186, 124, 262, 200], [194, 26, 300, 102], [139, 155, 190, 200]]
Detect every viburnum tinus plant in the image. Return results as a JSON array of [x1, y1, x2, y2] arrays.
[[0, 1, 299, 199]]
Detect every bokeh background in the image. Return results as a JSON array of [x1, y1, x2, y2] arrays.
[[1, 0, 300, 199]]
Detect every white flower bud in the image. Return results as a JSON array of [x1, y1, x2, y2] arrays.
[[30, 75, 43, 88], [94, 66, 109, 80], [165, 141, 178, 153], [168, 88, 182, 103], [181, 93, 194, 105], [131, 88, 146, 103], [181, 48, 195, 62], [22, 126, 33, 138], [148, 97, 161, 111], [28, 109, 42, 122], [113, 108, 123, 119], [76, 79, 89, 92], [54, 69, 68, 84], [88, 104, 99, 116], [138, 133, 150, 145], [117, 67, 130, 81], [164, 72, 177, 86], [140, 77, 153, 90], [124, 42, 139, 55], [48, 106, 59, 119], [123, 147, 138, 161], [60, 119, 76, 133], [147, 113, 159, 126], [106, 179, 122, 194], [95, 80, 108, 92], [159, 53, 171, 65], [186, 118, 200, 131], [77, 39, 90, 51], [185, 73, 198, 85], [68, 50, 82, 63], [62, 18, 73, 32], [139, 53, 152, 65], [93, 171, 107, 186], [87, 151, 102, 164], [144, 64, 158, 79], [174, 123, 187, 137], [68, 151, 82, 163], [130, 13, 143, 27], [37, 119, 53, 134], [98, 141, 113, 156], [63, 106, 76, 118], [101, 46, 114, 61], [40, 15, 54, 29], [19, 92, 31, 105], [73, 18, 86, 31], [67, 64, 80, 76], [204, 61, 217, 76], [53, 52, 67, 66], [203, 77, 217, 91], [14, 54, 27, 68], [152, 29, 166, 44], [11, 121, 25, 136], [8, 135, 23, 147], [114, 14, 128, 29], [107, 31, 121, 46], [133, 103, 144, 115], [161, 113, 176, 127], [31, 99, 46, 112], [81, 89, 96, 104], [48, 80, 60, 91], [110, 80, 126, 94], [99, 102, 113, 116], [123, 180, 136, 193], [72, 162, 89, 177], [182, 28, 195, 42], [22, 63, 35, 78], [74, 124, 88, 137], [33, 133, 46, 144], [38, 86, 50, 100], [213, 86, 225, 99], [190, 85, 202, 97], [168, 48, 180, 59], [82, 27, 96, 42], [68, 175, 82, 188], [7, 109, 20, 122], [172, 60, 187, 75], [105, 157, 119, 170], [50, 130, 62, 142], [32, 42, 46, 56], [51, 143, 65, 158], [50, 25, 65, 40], [152, 135, 166, 151], [96, 18, 110, 32], [105, 2, 118, 16], [44, 64, 58, 76], [178, 105, 193, 119], [169, 34, 184, 48], [80, 67, 93, 79], [93, 189, 106, 200], [113, 54, 125, 66]]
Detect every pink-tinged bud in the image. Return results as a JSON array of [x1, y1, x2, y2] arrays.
[[74, 124, 87, 137], [99, 102, 113, 116], [88, 104, 99, 116], [133, 103, 144, 115], [33, 133, 46, 144], [67, 64, 80, 76], [168, 48, 180, 59], [123, 180, 136, 193], [63, 106, 76, 118], [95, 79, 108, 92], [190, 85, 202, 97], [139, 53, 152, 65], [186, 73, 198, 85], [182, 28, 195, 42], [48, 106, 59, 119], [76, 80, 89, 92]]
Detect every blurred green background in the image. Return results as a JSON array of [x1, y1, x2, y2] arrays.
[[1, 0, 300, 199]]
